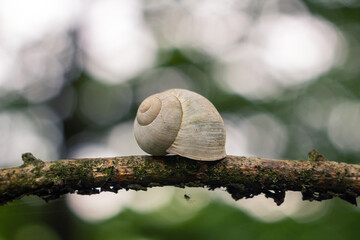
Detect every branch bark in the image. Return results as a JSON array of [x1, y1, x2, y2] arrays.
[[0, 150, 359, 206]]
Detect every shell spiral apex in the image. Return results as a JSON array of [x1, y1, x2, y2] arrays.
[[134, 89, 226, 161]]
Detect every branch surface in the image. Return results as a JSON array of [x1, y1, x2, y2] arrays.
[[0, 150, 359, 206]]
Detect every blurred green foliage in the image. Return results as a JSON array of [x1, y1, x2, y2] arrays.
[[1, 198, 360, 240]]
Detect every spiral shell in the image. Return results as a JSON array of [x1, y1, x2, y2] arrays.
[[134, 89, 226, 161]]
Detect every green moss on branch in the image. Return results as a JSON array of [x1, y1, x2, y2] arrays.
[[0, 150, 359, 206]]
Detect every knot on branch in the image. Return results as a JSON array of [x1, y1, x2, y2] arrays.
[[308, 149, 328, 162], [21, 152, 44, 167]]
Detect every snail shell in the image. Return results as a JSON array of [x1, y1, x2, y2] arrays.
[[134, 89, 226, 161]]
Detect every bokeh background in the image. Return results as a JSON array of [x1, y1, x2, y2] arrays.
[[0, 0, 360, 239]]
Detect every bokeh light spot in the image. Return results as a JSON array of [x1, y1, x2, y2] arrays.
[[225, 114, 287, 158], [67, 191, 134, 222], [79, 0, 157, 84], [214, 190, 329, 223], [328, 100, 360, 154], [259, 14, 344, 85], [0, 108, 62, 167]]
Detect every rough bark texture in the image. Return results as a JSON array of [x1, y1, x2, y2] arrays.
[[0, 150, 359, 206]]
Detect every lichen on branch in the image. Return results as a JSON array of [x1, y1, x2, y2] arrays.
[[0, 150, 359, 206]]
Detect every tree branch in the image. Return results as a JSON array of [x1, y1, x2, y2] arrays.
[[1, 150, 359, 206]]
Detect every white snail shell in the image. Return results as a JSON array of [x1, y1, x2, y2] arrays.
[[134, 89, 226, 161]]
